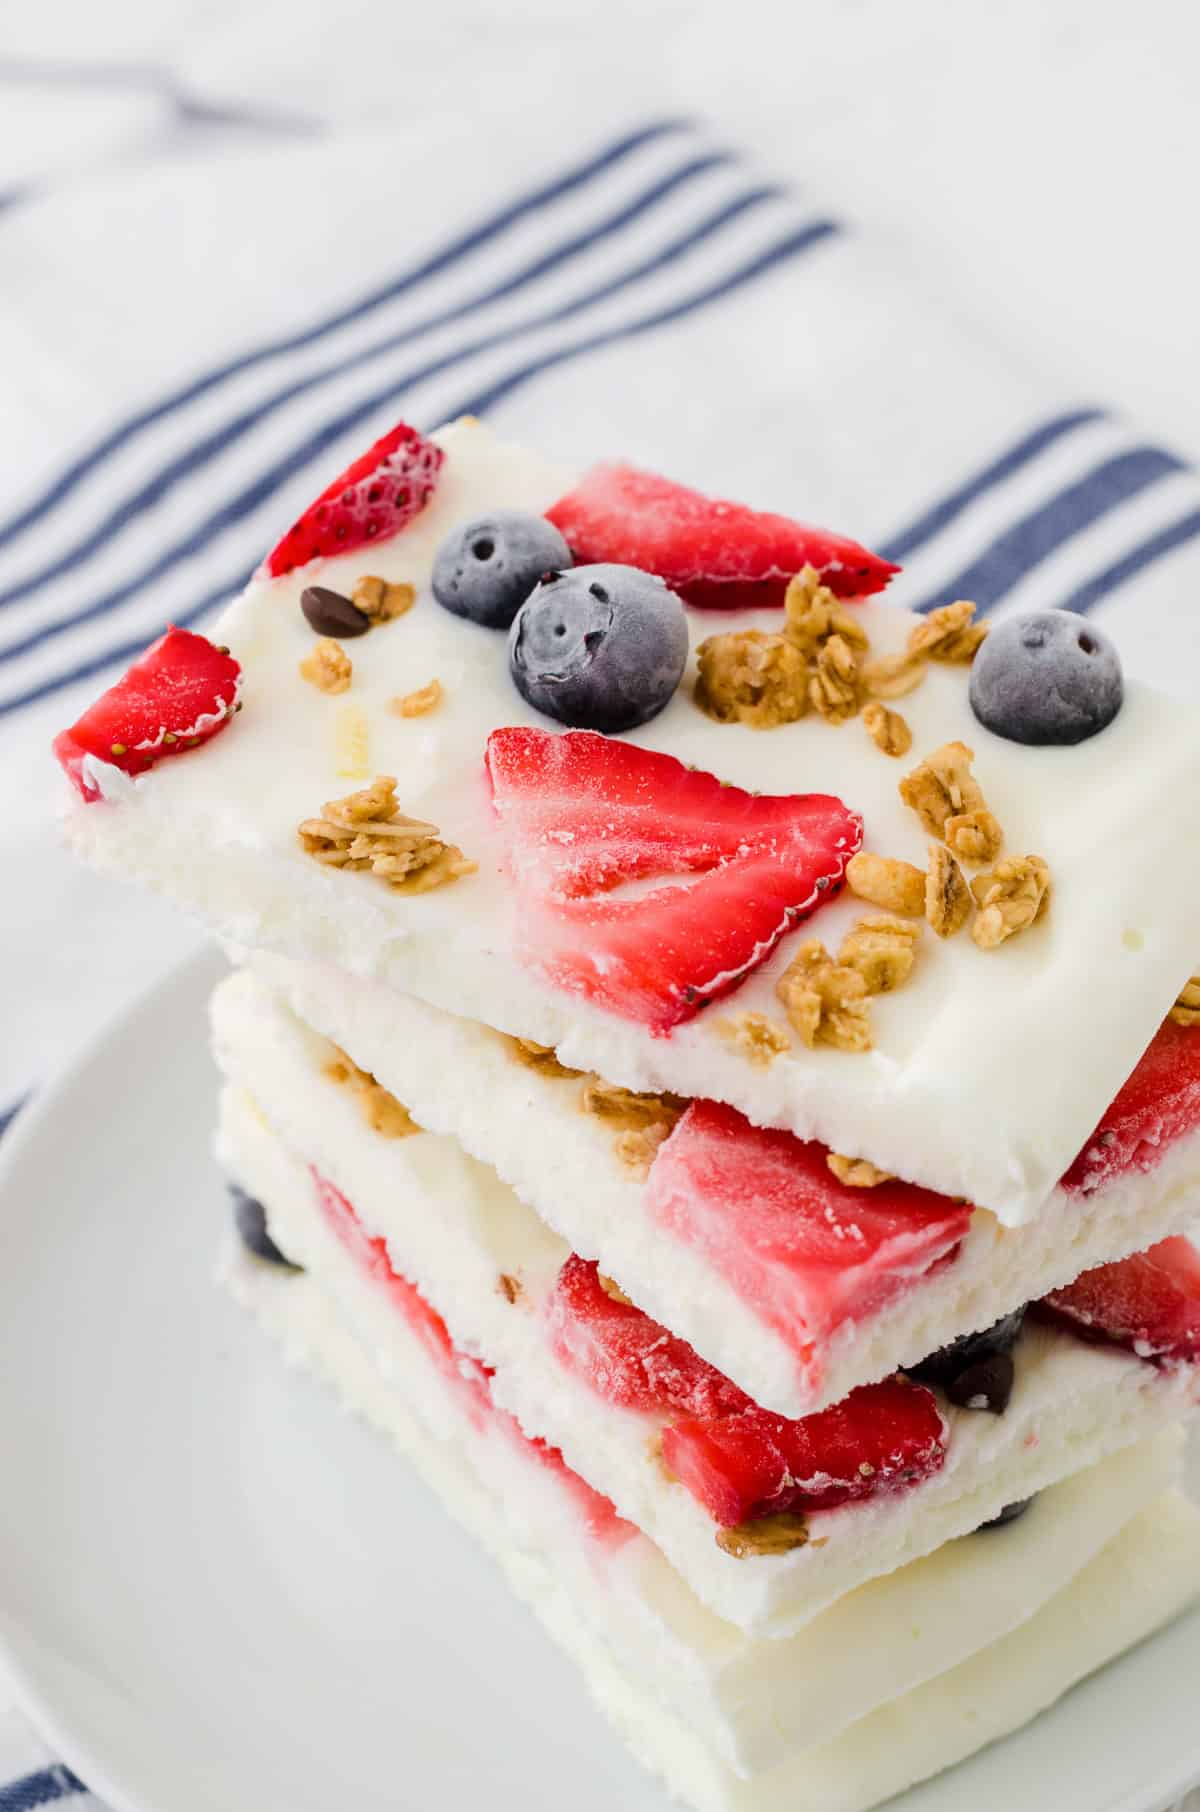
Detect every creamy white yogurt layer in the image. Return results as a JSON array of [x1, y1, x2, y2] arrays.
[[257, 948, 1200, 1419], [65, 419, 1200, 1223], [225, 1238, 1184, 1779], [211, 967, 1200, 1637]]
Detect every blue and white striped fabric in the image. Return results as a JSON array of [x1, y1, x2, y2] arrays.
[[5, 91, 1200, 1811]]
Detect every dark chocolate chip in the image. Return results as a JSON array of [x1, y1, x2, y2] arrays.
[[980, 1496, 1034, 1530], [301, 585, 370, 638], [945, 1350, 1015, 1416]]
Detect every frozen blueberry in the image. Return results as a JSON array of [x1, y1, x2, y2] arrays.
[[910, 1308, 1025, 1415], [508, 564, 689, 733], [980, 1496, 1035, 1530], [230, 1184, 302, 1270], [432, 511, 573, 629], [969, 610, 1124, 746]]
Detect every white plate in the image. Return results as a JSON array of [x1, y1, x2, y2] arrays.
[[0, 950, 1199, 1812]]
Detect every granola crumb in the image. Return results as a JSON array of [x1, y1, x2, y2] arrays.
[[298, 775, 476, 893], [862, 700, 912, 757], [351, 574, 417, 623], [391, 678, 443, 718], [506, 1036, 583, 1079], [808, 633, 861, 723], [861, 650, 927, 700], [899, 740, 991, 840], [498, 1273, 523, 1304], [716, 1012, 791, 1066], [839, 916, 922, 993], [300, 637, 352, 694], [827, 1151, 893, 1187], [694, 629, 809, 727], [597, 1274, 633, 1306], [971, 855, 1051, 949], [323, 1043, 421, 1138], [944, 807, 1004, 866], [1170, 978, 1200, 1026], [775, 940, 872, 1052], [845, 850, 926, 917], [925, 843, 972, 938], [715, 1513, 810, 1558], [906, 599, 988, 664], [581, 1077, 687, 1178]]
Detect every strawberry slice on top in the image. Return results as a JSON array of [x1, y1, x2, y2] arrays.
[[545, 463, 898, 609], [1040, 1236, 1200, 1365], [486, 727, 861, 1031], [261, 420, 444, 578], [547, 1256, 945, 1527], [53, 626, 242, 801], [648, 1100, 972, 1377]]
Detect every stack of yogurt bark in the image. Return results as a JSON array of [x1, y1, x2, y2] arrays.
[[55, 417, 1200, 1812]]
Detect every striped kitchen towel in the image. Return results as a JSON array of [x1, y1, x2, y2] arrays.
[[3, 95, 1200, 1812]]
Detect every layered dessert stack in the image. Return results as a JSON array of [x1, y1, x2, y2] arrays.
[[54, 417, 1200, 1810]]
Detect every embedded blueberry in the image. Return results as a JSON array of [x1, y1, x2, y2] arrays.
[[230, 1184, 302, 1270], [432, 511, 573, 629], [980, 1496, 1035, 1530], [910, 1308, 1024, 1414], [969, 610, 1123, 746], [508, 563, 689, 733]]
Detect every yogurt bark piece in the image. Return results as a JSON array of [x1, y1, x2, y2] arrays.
[[225, 1226, 1184, 1779], [258, 949, 1200, 1419], [59, 417, 1200, 1223], [211, 968, 1200, 1638]]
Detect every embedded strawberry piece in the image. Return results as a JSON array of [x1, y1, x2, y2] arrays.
[[662, 1378, 946, 1527], [1062, 1018, 1200, 1194], [53, 627, 241, 800], [486, 728, 861, 1030], [648, 1101, 972, 1374], [545, 463, 898, 607], [261, 420, 443, 577], [548, 1256, 754, 1419], [1040, 1237, 1200, 1364]]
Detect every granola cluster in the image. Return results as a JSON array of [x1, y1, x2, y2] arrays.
[[300, 637, 353, 695], [579, 1076, 687, 1178], [694, 575, 986, 739], [324, 1044, 421, 1139], [715, 1513, 811, 1559], [826, 1152, 893, 1188], [392, 678, 443, 718], [848, 740, 1052, 950], [717, 1012, 792, 1066], [774, 916, 921, 1053], [352, 574, 416, 624], [298, 776, 476, 894], [506, 1036, 583, 1079]]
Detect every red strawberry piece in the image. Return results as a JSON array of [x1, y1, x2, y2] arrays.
[[486, 727, 861, 1031], [1062, 1018, 1200, 1195], [53, 626, 242, 801], [548, 1255, 754, 1420], [662, 1377, 946, 1527], [548, 1254, 944, 1527], [1039, 1236, 1200, 1365], [313, 1171, 492, 1417], [648, 1101, 972, 1376], [261, 420, 444, 578], [545, 463, 898, 608]]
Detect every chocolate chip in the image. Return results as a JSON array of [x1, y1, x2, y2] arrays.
[[301, 586, 370, 638], [980, 1496, 1034, 1530], [945, 1350, 1015, 1416]]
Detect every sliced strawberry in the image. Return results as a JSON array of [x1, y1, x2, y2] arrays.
[[545, 463, 898, 608], [548, 1256, 754, 1420], [53, 626, 241, 801], [648, 1101, 972, 1374], [261, 420, 444, 578], [662, 1378, 946, 1527], [1039, 1236, 1200, 1364], [486, 727, 861, 1030], [548, 1254, 944, 1526], [1062, 1018, 1200, 1195]]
